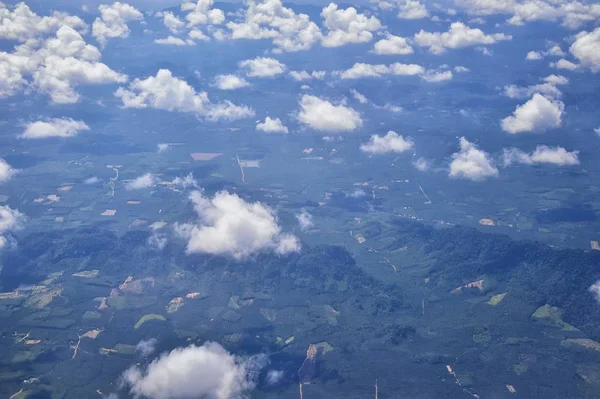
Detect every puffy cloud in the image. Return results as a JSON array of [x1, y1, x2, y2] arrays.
[[0, 206, 25, 249], [503, 74, 568, 99], [213, 74, 250, 90], [84, 176, 101, 184], [0, 2, 87, 42], [595, 127, 600, 136], [135, 338, 158, 357], [122, 342, 264, 399], [171, 173, 199, 189], [502, 146, 579, 166], [339, 62, 424, 79], [526, 50, 543, 60], [155, 36, 195, 45], [296, 209, 314, 231], [0, 25, 127, 103], [148, 232, 168, 251], [501, 94, 564, 134], [360, 131, 414, 154], [289, 70, 325, 81], [256, 117, 289, 133], [189, 28, 211, 41], [454, 66, 470, 73], [92, 2, 143, 47], [296, 95, 362, 132], [413, 157, 430, 171], [414, 22, 511, 54], [421, 70, 453, 82], [321, 3, 382, 47], [239, 57, 286, 78], [162, 11, 185, 34], [126, 173, 156, 190], [157, 143, 170, 153], [373, 34, 414, 55], [551, 58, 579, 70], [590, 281, 600, 303], [176, 190, 299, 259], [0, 159, 16, 183], [114, 69, 253, 121], [265, 370, 284, 386], [20, 118, 89, 139], [569, 27, 600, 73], [182, 0, 225, 27], [350, 89, 368, 104], [398, 0, 429, 19], [449, 137, 498, 181], [455, 0, 600, 29], [227, 0, 322, 53]]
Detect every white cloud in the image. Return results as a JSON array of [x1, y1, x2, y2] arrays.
[[454, 66, 470, 73], [0, 159, 16, 183], [213, 74, 250, 90], [176, 190, 299, 259], [547, 45, 565, 57], [0, 25, 127, 103], [239, 57, 286, 78], [321, 3, 382, 47], [256, 117, 289, 134], [421, 70, 453, 82], [155, 36, 195, 45], [182, 0, 225, 28], [590, 281, 600, 303], [449, 137, 498, 181], [135, 338, 158, 357], [398, 1, 429, 19], [114, 69, 253, 121], [289, 70, 325, 81], [227, 0, 322, 53], [339, 62, 424, 79], [84, 176, 100, 185], [570, 27, 600, 73], [526, 50, 543, 60], [92, 2, 143, 47], [595, 127, 600, 136], [189, 28, 211, 41], [297, 95, 362, 132], [20, 118, 89, 139], [265, 370, 284, 386], [148, 232, 168, 251], [360, 131, 414, 154], [503, 74, 567, 100], [296, 209, 314, 231], [171, 173, 199, 189], [122, 342, 264, 399], [414, 22, 511, 54], [501, 94, 564, 134], [0, 206, 25, 249], [502, 146, 579, 166], [551, 58, 579, 70], [126, 173, 156, 190], [373, 34, 414, 55], [413, 157, 430, 171], [350, 89, 368, 104], [162, 11, 185, 34], [0, 2, 87, 42], [157, 143, 170, 153]]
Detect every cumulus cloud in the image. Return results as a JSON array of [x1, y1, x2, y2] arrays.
[[239, 57, 286, 78], [0, 159, 16, 183], [256, 117, 289, 134], [171, 173, 199, 189], [339, 62, 424, 79], [162, 11, 185, 34], [501, 94, 564, 134], [526, 50, 543, 60], [148, 232, 168, 251], [590, 281, 600, 303], [449, 137, 498, 181], [0, 206, 25, 249], [182, 0, 225, 28], [421, 70, 453, 82], [126, 173, 156, 190], [0, 25, 127, 103], [176, 190, 299, 259], [455, 0, 600, 29], [155, 36, 195, 46], [114, 69, 253, 121], [414, 22, 511, 54], [373, 34, 414, 55], [503, 74, 568, 99], [265, 370, 284, 386], [296, 209, 314, 231], [227, 0, 322, 53], [20, 118, 89, 139], [360, 131, 414, 154], [398, 0, 429, 19], [551, 58, 579, 70], [135, 338, 158, 357], [321, 3, 382, 47], [84, 176, 100, 184], [502, 146, 579, 166], [569, 27, 600, 73], [213, 74, 250, 90], [289, 70, 325, 81], [296, 95, 362, 132], [122, 342, 264, 399], [413, 157, 430, 171], [350, 89, 368, 104], [92, 2, 143, 47]]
